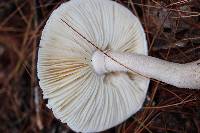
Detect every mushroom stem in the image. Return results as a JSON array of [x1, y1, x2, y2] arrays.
[[92, 50, 200, 89]]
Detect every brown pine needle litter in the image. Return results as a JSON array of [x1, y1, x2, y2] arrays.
[[0, 0, 200, 133]]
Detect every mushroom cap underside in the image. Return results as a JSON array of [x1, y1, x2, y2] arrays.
[[37, 0, 150, 132]]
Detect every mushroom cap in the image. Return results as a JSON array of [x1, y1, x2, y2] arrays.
[[37, 0, 150, 132]]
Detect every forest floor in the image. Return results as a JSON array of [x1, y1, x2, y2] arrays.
[[0, 0, 200, 133]]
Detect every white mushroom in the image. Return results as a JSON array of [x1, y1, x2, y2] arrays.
[[37, 0, 200, 132], [37, 0, 149, 132]]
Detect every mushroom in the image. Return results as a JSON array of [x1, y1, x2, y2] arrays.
[[37, 0, 200, 132]]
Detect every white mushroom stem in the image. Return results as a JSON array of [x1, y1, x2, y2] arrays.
[[92, 50, 200, 89]]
